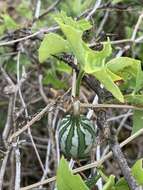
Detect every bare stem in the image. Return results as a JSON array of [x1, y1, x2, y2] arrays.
[[108, 127, 141, 190], [0, 150, 10, 190]]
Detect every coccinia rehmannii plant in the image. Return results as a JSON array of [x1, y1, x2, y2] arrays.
[[38, 11, 143, 190]]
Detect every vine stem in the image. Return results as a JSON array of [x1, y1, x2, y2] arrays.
[[71, 58, 81, 116], [71, 58, 77, 99], [76, 70, 85, 97]]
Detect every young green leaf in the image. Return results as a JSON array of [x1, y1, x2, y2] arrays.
[[54, 11, 92, 32], [57, 157, 89, 190], [93, 68, 124, 102], [84, 41, 112, 73], [107, 57, 143, 93], [55, 22, 86, 66], [38, 33, 70, 63], [77, 19, 92, 31], [107, 57, 140, 74], [54, 12, 92, 67]]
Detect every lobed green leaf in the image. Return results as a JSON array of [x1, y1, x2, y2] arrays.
[[39, 33, 70, 63], [57, 157, 89, 190]]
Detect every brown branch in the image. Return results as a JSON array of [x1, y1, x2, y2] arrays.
[[0, 149, 11, 190], [80, 103, 141, 109], [0, 27, 59, 47], [108, 127, 141, 190], [96, 110, 142, 190], [2, 96, 15, 143], [0, 67, 15, 144]]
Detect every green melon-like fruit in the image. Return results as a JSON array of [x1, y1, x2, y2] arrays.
[[58, 114, 96, 159]]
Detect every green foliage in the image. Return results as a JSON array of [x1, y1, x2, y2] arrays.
[[43, 69, 67, 89], [114, 158, 143, 189], [132, 158, 143, 185], [0, 1, 37, 35], [56, 158, 143, 190], [56, 61, 72, 74], [132, 110, 143, 134], [103, 175, 115, 190], [16, 0, 32, 19], [114, 178, 129, 190], [85, 174, 100, 189], [69, 0, 83, 16], [0, 25, 5, 36], [38, 11, 143, 102], [4, 54, 31, 74], [38, 12, 126, 102], [92, 67, 124, 102], [54, 11, 92, 68], [0, 13, 19, 33], [124, 94, 143, 106], [97, 159, 143, 190], [39, 33, 70, 63], [60, 0, 93, 16], [57, 157, 89, 190], [2, 14, 19, 30], [107, 57, 143, 93]]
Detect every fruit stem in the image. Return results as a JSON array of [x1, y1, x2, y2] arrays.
[[73, 100, 80, 116]]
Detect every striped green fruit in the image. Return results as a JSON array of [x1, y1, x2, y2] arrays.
[[58, 114, 96, 159]]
